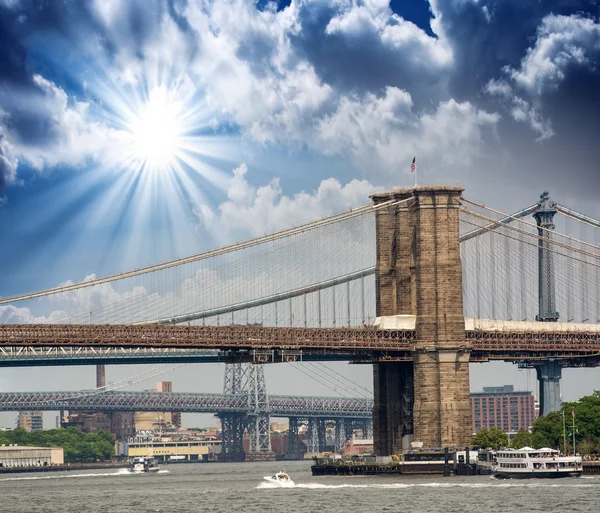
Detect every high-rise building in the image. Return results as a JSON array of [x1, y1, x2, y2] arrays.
[[135, 381, 182, 432], [154, 382, 182, 428], [471, 385, 536, 434], [17, 411, 43, 432]]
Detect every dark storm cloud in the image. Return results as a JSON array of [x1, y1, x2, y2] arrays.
[[428, 0, 600, 202], [0, 11, 31, 87], [435, 0, 600, 100]]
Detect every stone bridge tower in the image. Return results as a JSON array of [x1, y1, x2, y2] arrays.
[[372, 186, 472, 454]]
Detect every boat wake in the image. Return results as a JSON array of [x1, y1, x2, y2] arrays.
[[0, 468, 169, 482], [257, 481, 296, 489], [0, 469, 131, 482], [257, 481, 598, 490]]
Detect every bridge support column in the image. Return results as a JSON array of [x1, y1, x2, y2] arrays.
[[219, 413, 246, 462], [307, 418, 320, 455], [317, 418, 327, 450], [533, 192, 562, 415], [373, 362, 413, 455], [288, 417, 300, 457], [334, 419, 346, 453], [536, 359, 562, 416], [372, 187, 471, 452]]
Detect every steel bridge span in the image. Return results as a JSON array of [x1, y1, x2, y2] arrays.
[[0, 391, 373, 418], [2, 319, 600, 363], [0, 347, 358, 367]]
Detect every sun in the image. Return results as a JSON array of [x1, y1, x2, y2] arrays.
[[129, 86, 184, 170]]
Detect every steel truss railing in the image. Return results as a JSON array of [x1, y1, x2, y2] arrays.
[[0, 391, 373, 418], [0, 325, 415, 350], [2, 324, 600, 359]]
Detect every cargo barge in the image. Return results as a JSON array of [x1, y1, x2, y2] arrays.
[[312, 450, 491, 477]]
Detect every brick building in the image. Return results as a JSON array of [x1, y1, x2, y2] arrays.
[[471, 385, 536, 434]]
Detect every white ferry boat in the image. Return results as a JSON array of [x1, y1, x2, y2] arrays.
[[129, 456, 161, 473], [492, 447, 582, 479]]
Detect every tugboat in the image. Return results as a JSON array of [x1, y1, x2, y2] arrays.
[[263, 471, 294, 487], [129, 456, 161, 473], [492, 447, 582, 479]]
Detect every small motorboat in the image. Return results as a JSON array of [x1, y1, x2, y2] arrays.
[[263, 471, 294, 487], [129, 456, 161, 473]]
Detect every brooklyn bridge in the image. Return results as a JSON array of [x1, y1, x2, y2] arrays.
[[1, 186, 599, 458]]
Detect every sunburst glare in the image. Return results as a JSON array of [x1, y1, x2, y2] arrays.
[[129, 86, 183, 170]]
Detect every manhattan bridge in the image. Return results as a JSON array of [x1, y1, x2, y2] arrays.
[[1, 186, 600, 458]]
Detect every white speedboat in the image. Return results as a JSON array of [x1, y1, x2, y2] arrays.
[[129, 457, 161, 473], [263, 472, 294, 487], [492, 447, 582, 479]]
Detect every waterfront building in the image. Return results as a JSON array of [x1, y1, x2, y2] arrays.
[[17, 411, 43, 432], [471, 385, 536, 434], [126, 439, 221, 462], [0, 446, 64, 468]]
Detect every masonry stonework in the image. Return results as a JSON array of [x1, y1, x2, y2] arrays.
[[372, 186, 472, 452]]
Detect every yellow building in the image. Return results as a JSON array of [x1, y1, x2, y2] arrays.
[[127, 440, 220, 462], [0, 446, 64, 468]]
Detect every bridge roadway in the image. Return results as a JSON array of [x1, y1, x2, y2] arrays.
[[1, 317, 600, 363], [0, 391, 373, 418], [0, 346, 356, 367]]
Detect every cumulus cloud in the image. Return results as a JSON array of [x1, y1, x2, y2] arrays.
[[325, 0, 452, 70], [6, 75, 118, 170], [0, 305, 69, 324], [315, 87, 500, 172], [508, 14, 600, 96], [481, 13, 600, 141], [484, 78, 554, 141], [0, 124, 18, 189], [197, 162, 382, 238]]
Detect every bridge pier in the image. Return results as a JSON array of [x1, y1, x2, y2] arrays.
[[372, 187, 472, 453], [536, 359, 562, 416], [219, 413, 246, 462], [534, 192, 562, 415]]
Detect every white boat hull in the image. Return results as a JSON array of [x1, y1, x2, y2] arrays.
[[494, 470, 582, 479]]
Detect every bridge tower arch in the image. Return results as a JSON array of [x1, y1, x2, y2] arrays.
[[372, 186, 472, 453]]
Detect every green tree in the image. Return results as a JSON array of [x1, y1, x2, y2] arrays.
[[472, 428, 509, 448], [0, 427, 115, 462], [510, 429, 533, 449], [532, 411, 563, 449], [578, 437, 597, 456]]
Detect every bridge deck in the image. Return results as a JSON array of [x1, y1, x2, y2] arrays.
[[1, 321, 600, 360]]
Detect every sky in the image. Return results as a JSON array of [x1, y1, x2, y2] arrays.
[[1, 0, 600, 429]]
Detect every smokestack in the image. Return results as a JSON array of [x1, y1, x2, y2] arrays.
[[96, 364, 106, 389]]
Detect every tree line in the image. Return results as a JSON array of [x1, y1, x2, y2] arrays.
[[0, 427, 115, 462], [472, 391, 600, 454]]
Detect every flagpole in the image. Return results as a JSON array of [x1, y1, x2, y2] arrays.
[[414, 164, 418, 188], [572, 410, 576, 455], [562, 411, 567, 455]]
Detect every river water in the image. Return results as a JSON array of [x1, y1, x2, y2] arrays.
[[0, 460, 597, 513]]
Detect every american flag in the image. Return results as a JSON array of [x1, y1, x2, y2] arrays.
[[410, 157, 416, 173]]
